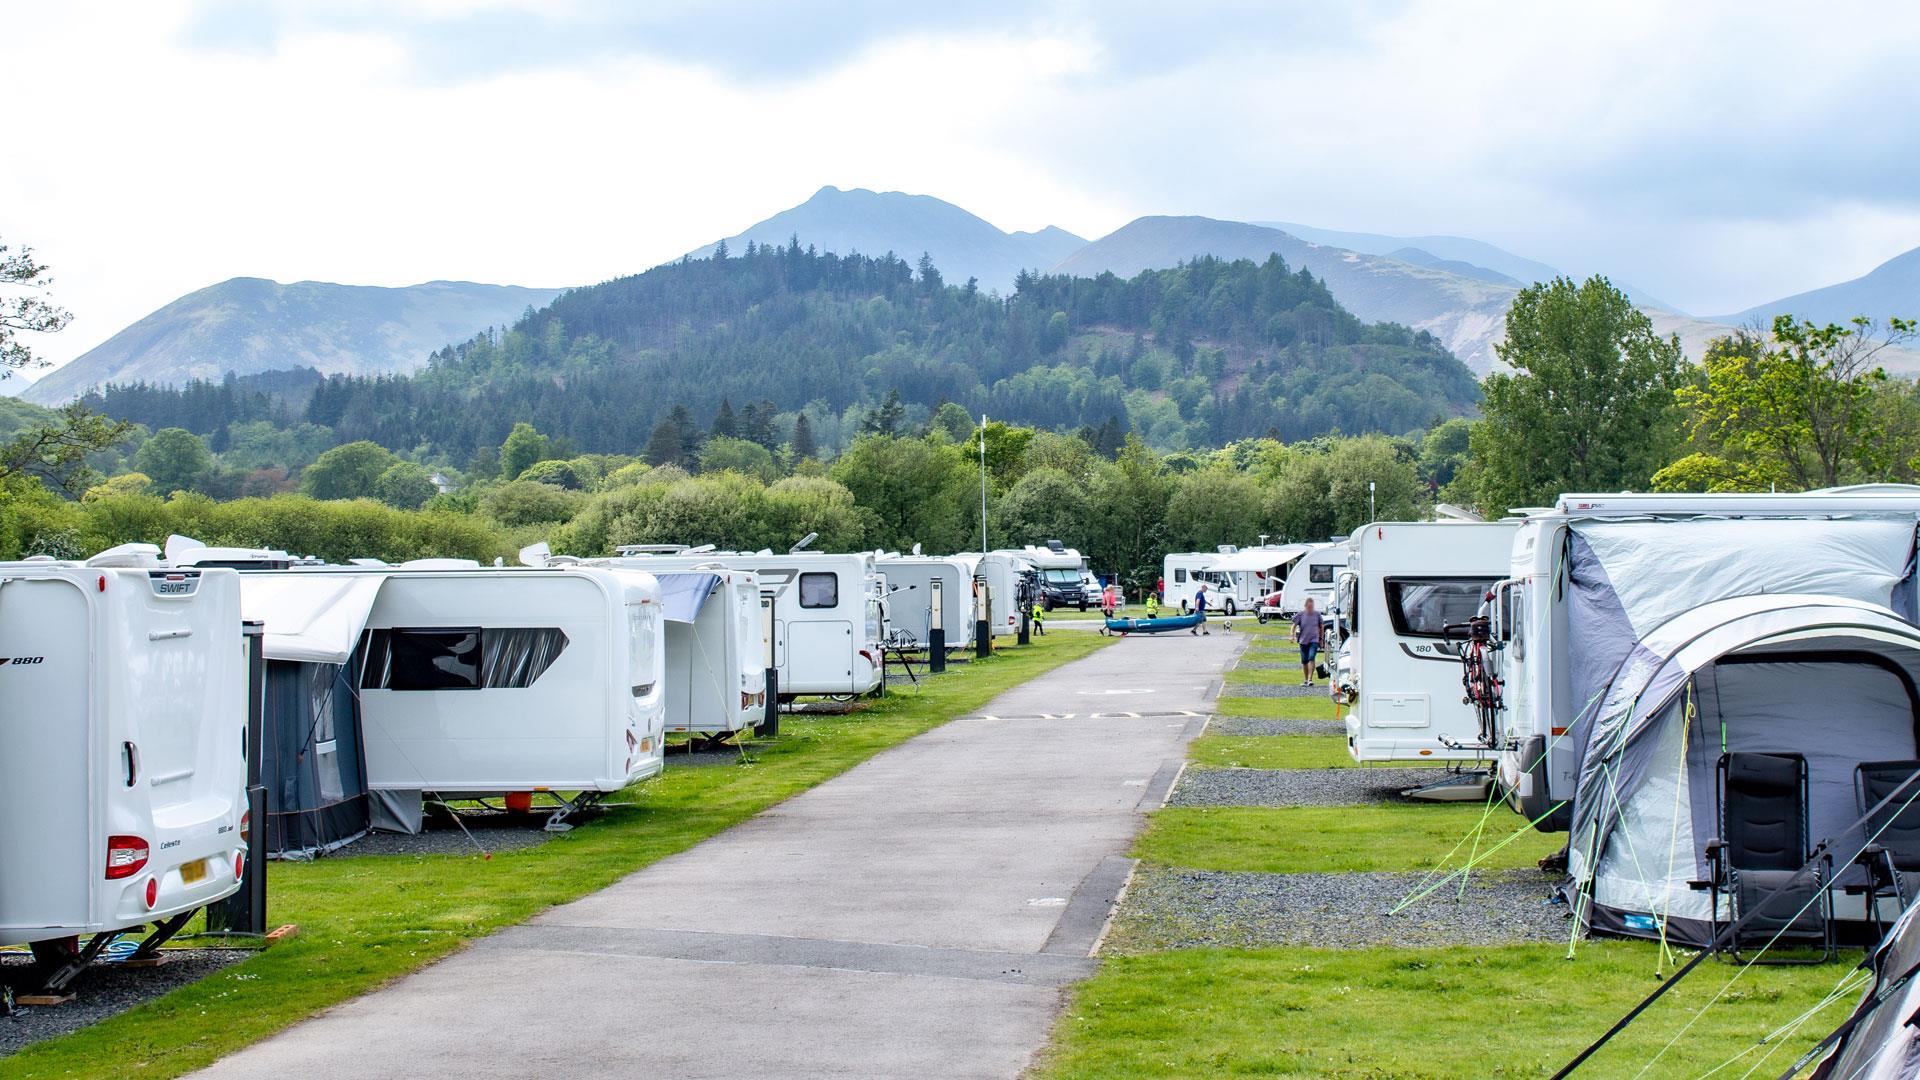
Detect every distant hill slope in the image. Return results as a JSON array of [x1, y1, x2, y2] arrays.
[[1715, 245, 1920, 328], [689, 186, 1084, 294], [24, 278, 566, 405], [1055, 216, 1519, 372]]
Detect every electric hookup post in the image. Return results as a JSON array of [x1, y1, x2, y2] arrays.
[[975, 580, 991, 658], [758, 595, 779, 737], [209, 620, 267, 936], [1018, 601, 1031, 645], [928, 578, 946, 674]]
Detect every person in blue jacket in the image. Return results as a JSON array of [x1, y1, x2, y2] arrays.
[[1190, 584, 1211, 635]]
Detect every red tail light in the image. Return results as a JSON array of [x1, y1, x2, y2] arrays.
[[239, 810, 251, 846], [235, 853, 245, 882], [144, 878, 157, 907], [859, 649, 876, 666], [106, 835, 149, 879]]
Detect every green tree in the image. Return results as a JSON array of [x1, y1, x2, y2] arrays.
[[1041, 311, 1070, 353], [0, 405, 134, 496], [132, 427, 214, 494], [1162, 467, 1264, 553], [499, 422, 552, 481], [300, 440, 398, 500], [1654, 316, 1919, 491], [862, 389, 906, 437], [643, 414, 685, 467], [830, 434, 974, 551], [1418, 418, 1475, 491], [1084, 435, 1173, 592], [1, 238, 73, 372], [790, 412, 818, 462], [374, 461, 438, 510], [930, 401, 975, 442], [698, 435, 778, 481], [1467, 276, 1686, 514], [992, 468, 1093, 551], [517, 459, 584, 488], [710, 399, 738, 439], [481, 479, 588, 527]]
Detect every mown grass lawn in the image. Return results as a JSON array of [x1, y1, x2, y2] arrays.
[[8, 632, 1111, 1079], [1037, 940, 1853, 1079], [1137, 802, 1564, 874], [1189, 734, 1353, 770], [1216, 694, 1347, 722]]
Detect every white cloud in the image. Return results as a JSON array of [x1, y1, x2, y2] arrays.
[[3, 1, 1917, 372]]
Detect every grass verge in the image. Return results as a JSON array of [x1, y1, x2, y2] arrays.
[[1036, 940, 1852, 1079], [1216, 695, 1346, 721], [1136, 803, 1565, 875], [9, 632, 1110, 1078], [1189, 735, 1352, 770]]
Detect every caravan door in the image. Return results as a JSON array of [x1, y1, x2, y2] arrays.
[[0, 577, 91, 936]]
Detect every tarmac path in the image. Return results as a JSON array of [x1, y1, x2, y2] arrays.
[[192, 630, 1243, 1080]]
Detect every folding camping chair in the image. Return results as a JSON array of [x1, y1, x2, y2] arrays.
[[1703, 752, 1833, 963], [1854, 760, 1920, 939]]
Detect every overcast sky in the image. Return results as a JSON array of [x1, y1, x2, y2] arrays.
[[5, 0, 1918, 372]]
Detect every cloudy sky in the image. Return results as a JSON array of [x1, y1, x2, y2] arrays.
[[5, 0, 1918, 372]]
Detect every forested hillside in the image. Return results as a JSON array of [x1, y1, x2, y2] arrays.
[[82, 244, 1479, 465]]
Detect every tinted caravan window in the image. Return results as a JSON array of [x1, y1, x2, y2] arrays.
[[799, 572, 838, 609], [362, 627, 568, 690], [1382, 578, 1496, 639], [1309, 563, 1336, 584]]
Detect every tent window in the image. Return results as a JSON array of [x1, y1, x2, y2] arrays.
[[361, 627, 568, 690], [1383, 577, 1497, 638], [1309, 564, 1335, 584], [799, 572, 838, 609]]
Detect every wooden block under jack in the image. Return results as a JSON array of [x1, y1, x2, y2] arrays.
[[122, 954, 170, 969], [15, 992, 76, 1007], [264, 924, 300, 946]]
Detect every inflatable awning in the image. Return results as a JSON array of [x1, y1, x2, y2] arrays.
[[654, 572, 723, 624], [241, 573, 386, 664]]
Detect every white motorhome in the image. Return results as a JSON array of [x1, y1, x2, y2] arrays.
[[875, 554, 971, 649], [1162, 550, 1229, 613], [1489, 489, 1920, 832], [0, 551, 248, 974], [1164, 546, 1311, 615], [225, 564, 667, 831], [1008, 544, 1099, 611], [1271, 541, 1350, 619], [955, 551, 1032, 638], [1333, 521, 1520, 770], [595, 548, 885, 697]]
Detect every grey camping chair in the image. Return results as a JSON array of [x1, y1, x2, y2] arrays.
[[1854, 760, 1920, 939], [1703, 752, 1833, 963]]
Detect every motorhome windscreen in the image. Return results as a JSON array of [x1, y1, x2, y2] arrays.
[[1309, 564, 1335, 584], [799, 572, 838, 608], [1042, 569, 1079, 584], [360, 627, 569, 690], [1383, 578, 1496, 638]]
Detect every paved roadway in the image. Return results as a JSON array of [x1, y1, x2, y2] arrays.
[[193, 630, 1244, 1080]]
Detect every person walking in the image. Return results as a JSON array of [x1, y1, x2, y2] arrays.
[[1030, 602, 1047, 636], [1101, 581, 1119, 618], [1190, 583, 1210, 635], [1293, 598, 1327, 687], [1144, 591, 1160, 619]]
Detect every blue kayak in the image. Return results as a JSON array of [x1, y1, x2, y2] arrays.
[[1103, 611, 1205, 635]]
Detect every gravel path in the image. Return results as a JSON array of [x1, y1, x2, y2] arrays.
[[1, 948, 252, 1056], [342, 815, 559, 857], [1108, 867, 1569, 951], [1210, 717, 1346, 737], [1222, 681, 1330, 699], [1170, 766, 1462, 807]]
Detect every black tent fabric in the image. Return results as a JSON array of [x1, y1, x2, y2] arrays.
[[263, 658, 370, 858]]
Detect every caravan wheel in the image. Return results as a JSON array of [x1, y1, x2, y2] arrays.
[[1224, 599, 1237, 616], [1180, 600, 1191, 614]]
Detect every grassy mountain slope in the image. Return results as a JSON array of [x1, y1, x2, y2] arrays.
[[25, 278, 566, 405], [1716, 245, 1920, 328], [1259, 220, 1560, 285], [688, 186, 1085, 294]]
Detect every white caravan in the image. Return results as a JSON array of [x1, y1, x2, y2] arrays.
[[1489, 489, 1920, 832], [955, 551, 1031, 638], [1164, 546, 1311, 615], [1271, 541, 1350, 619], [1162, 550, 1228, 612], [0, 551, 248, 966], [648, 569, 766, 738], [232, 565, 667, 831], [876, 554, 971, 649], [592, 548, 886, 697], [1333, 521, 1520, 769]]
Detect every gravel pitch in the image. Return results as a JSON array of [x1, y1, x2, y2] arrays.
[[341, 814, 560, 857], [1209, 717, 1346, 737], [1222, 681, 1330, 699], [1233, 661, 1310, 671], [1108, 866, 1569, 951], [1170, 765, 1462, 807], [0, 948, 252, 1056]]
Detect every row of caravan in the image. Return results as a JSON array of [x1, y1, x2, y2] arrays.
[[1162, 543, 1348, 617], [1326, 486, 1920, 951], [0, 536, 1066, 971]]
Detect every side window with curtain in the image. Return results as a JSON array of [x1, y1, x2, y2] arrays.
[[362, 627, 569, 690], [1309, 564, 1335, 584], [799, 572, 838, 609], [1174, 568, 1188, 584]]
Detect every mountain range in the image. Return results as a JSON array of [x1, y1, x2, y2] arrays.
[[24, 278, 565, 406], [25, 186, 1920, 404]]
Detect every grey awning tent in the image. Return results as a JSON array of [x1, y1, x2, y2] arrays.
[[239, 574, 386, 857], [1567, 595, 1920, 946], [654, 572, 723, 624], [1810, 900, 1920, 1078]]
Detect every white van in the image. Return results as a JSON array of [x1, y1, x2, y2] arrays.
[[1333, 521, 1520, 768], [0, 552, 248, 972]]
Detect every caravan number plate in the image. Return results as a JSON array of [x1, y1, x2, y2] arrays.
[[179, 859, 208, 885]]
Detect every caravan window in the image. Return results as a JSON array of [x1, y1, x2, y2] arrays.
[[361, 627, 569, 690], [1174, 568, 1188, 584], [1383, 578, 1497, 639], [628, 604, 659, 696], [1309, 563, 1335, 585], [799, 572, 838, 609]]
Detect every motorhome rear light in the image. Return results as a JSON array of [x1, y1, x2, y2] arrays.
[[97, 574, 107, 592], [239, 810, 251, 845], [145, 878, 157, 908], [235, 853, 245, 881], [859, 649, 876, 666], [741, 691, 753, 710], [1551, 726, 1567, 736], [105, 835, 149, 879]]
